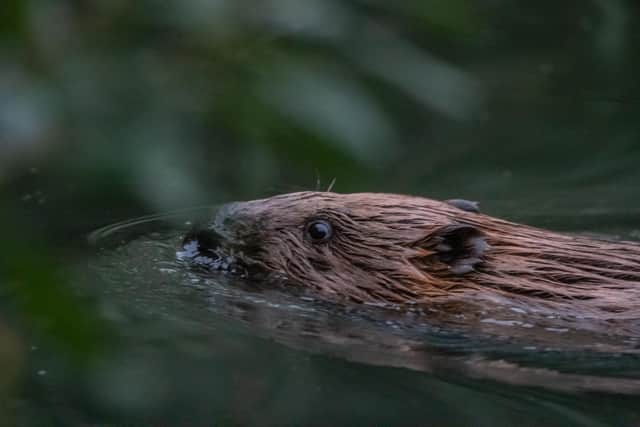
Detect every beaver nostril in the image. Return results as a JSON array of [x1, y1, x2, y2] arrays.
[[179, 222, 251, 277], [182, 227, 222, 256], [179, 226, 245, 275]]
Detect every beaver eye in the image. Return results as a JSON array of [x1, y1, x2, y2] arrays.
[[305, 220, 333, 243]]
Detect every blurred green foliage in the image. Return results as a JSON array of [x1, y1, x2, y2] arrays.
[[1, 0, 639, 424], [1, 210, 112, 363]]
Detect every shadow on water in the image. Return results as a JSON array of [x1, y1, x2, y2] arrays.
[[49, 207, 639, 426]]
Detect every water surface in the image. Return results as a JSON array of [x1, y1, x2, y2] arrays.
[[44, 206, 639, 426]]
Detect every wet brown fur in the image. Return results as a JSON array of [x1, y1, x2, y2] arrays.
[[212, 192, 640, 321]]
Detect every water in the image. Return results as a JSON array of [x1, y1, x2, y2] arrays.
[[23, 207, 637, 426]]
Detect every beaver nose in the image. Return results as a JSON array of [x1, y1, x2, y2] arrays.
[[180, 202, 240, 257], [180, 226, 223, 258]]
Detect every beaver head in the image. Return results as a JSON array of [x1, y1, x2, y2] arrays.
[[181, 191, 490, 304], [180, 190, 640, 322]]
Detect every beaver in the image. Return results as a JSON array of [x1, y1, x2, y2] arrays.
[[181, 191, 640, 325]]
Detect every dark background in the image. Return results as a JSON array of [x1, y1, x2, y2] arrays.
[[1, 0, 639, 424]]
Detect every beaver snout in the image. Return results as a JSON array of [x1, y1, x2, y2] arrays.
[[181, 226, 223, 258], [181, 203, 246, 250], [179, 202, 265, 277], [179, 218, 248, 276]]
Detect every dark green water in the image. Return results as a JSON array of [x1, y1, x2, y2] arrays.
[[20, 208, 637, 426]]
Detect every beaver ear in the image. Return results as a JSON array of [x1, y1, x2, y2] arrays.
[[422, 224, 488, 275], [446, 199, 480, 213]]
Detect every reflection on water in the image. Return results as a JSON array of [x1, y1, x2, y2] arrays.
[[54, 208, 639, 426]]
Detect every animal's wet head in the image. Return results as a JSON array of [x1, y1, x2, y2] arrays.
[[179, 192, 488, 304]]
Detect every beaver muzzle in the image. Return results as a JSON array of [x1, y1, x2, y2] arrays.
[[178, 224, 249, 277]]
